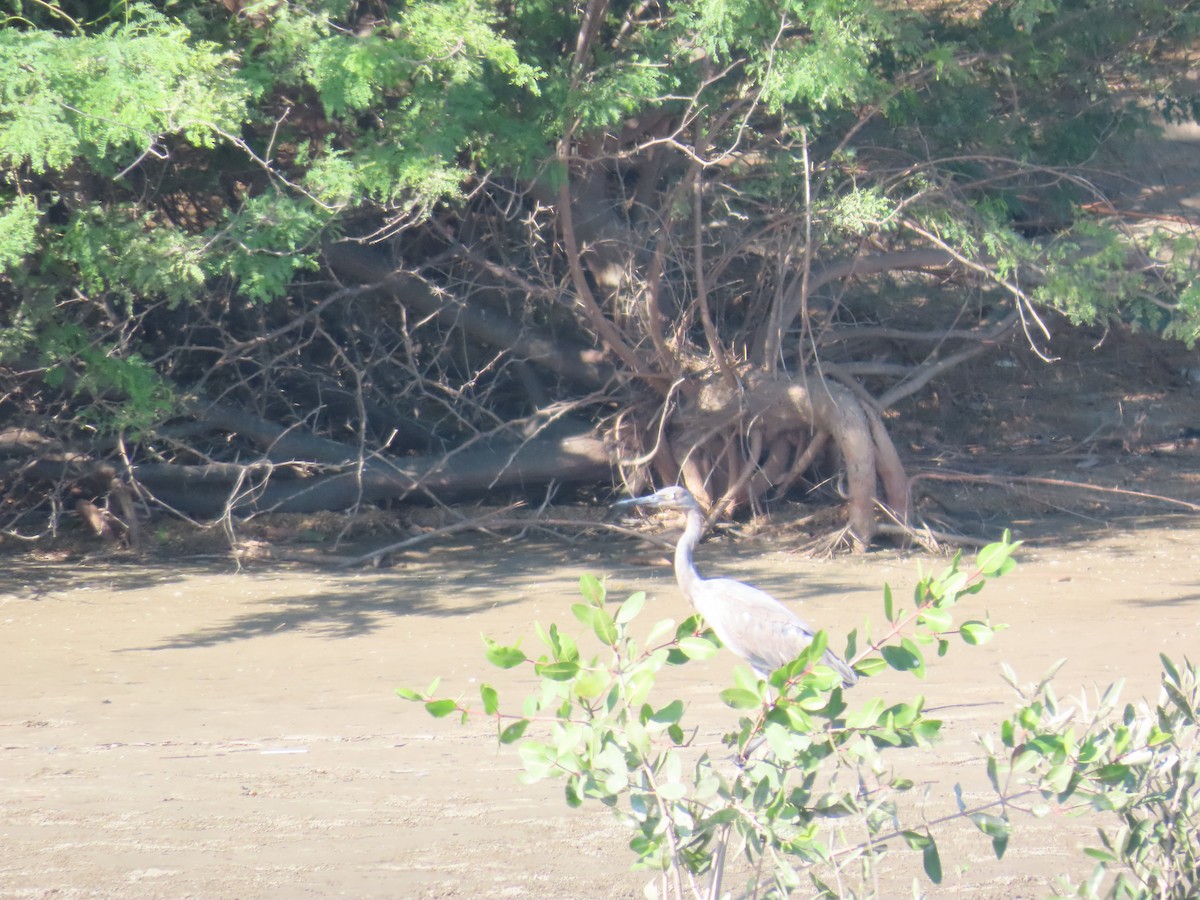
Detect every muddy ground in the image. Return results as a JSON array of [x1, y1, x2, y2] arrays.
[[3, 325, 1200, 899], [2, 516, 1199, 898]]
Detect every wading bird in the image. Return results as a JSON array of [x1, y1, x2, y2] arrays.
[[615, 486, 857, 688]]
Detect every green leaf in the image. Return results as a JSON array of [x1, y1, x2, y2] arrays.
[[480, 684, 499, 715], [657, 780, 688, 801], [923, 837, 943, 883], [901, 830, 931, 851], [901, 637, 926, 678], [424, 698, 458, 718], [952, 783, 965, 811], [764, 722, 796, 759], [872, 726, 903, 747], [1100, 678, 1125, 711], [573, 669, 609, 700], [676, 615, 707, 639], [536, 660, 580, 681], [1012, 749, 1041, 773], [784, 704, 814, 732], [484, 638, 526, 669], [544, 623, 580, 662], [977, 536, 1019, 575], [665, 648, 688, 666], [645, 617, 677, 645], [992, 831, 1009, 860], [887, 699, 923, 728], [565, 778, 582, 808], [678, 635, 720, 660], [969, 812, 1010, 840], [616, 591, 646, 625], [912, 719, 942, 744], [650, 699, 685, 725], [918, 607, 953, 632], [733, 665, 761, 692], [940, 570, 969, 600], [883, 583, 895, 622], [499, 719, 529, 744], [720, 688, 762, 710], [881, 643, 921, 673], [627, 669, 656, 708], [572, 603, 598, 630], [811, 790, 855, 816], [395, 686, 423, 701], [852, 656, 888, 677], [1147, 725, 1173, 748], [1159, 653, 1181, 686], [573, 602, 618, 644], [1096, 763, 1131, 785], [806, 630, 830, 663], [517, 739, 554, 776], [694, 775, 721, 801], [591, 609, 619, 645], [579, 573, 605, 606], [846, 697, 885, 729], [960, 621, 995, 645]]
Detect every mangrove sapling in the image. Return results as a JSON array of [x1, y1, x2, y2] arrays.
[[400, 535, 1021, 897]]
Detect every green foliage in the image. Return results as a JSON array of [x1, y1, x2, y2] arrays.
[[994, 656, 1200, 899], [0, 194, 38, 272], [213, 192, 327, 303], [1032, 220, 1147, 328], [758, 1, 891, 113], [400, 536, 1023, 896], [36, 319, 174, 433], [237, 0, 546, 206], [2, 0, 1199, 480], [0, 5, 248, 435], [0, 1, 555, 437], [822, 185, 896, 237], [57, 204, 208, 306], [0, 7, 247, 173]]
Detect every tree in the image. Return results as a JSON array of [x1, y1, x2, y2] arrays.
[[1, 1, 1197, 545]]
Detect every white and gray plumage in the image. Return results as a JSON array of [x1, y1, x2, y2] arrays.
[[616, 486, 857, 688]]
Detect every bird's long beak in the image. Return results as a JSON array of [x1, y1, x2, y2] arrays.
[[612, 493, 655, 509]]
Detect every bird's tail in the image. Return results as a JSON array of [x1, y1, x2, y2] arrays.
[[822, 650, 858, 689]]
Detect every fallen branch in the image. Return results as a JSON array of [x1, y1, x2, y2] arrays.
[[911, 470, 1200, 513], [132, 430, 613, 517]]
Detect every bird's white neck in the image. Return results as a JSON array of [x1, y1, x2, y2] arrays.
[[673, 506, 706, 602]]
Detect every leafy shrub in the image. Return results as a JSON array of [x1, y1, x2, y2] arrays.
[[401, 536, 1019, 896], [992, 655, 1200, 899]]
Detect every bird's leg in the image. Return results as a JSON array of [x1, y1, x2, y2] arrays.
[[739, 733, 767, 764], [706, 821, 732, 900]]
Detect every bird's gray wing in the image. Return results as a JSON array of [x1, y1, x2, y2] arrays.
[[694, 578, 857, 687]]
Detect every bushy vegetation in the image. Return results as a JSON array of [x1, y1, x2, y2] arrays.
[[402, 537, 1018, 895], [2, 1, 1199, 540], [1019, 655, 1200, 899], [403, 538, 1200, 897]]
